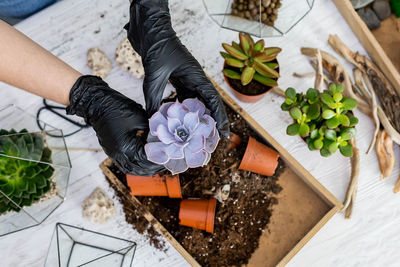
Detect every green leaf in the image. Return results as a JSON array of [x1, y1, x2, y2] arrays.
[[339, 143, 353, 157], [349, 116, 359, 127], [326, 117, 340, 129], [265, 62, 278, 69], [254, 64, 276, 78], [338, 114, 350, 127], [307, 103, 320, 120], [336, 84, 344, 93], [306, 88, 319, 102], [342, 97, 358, 110], [308, 140, 316, 151], [310, 129, 319, 139], [318, 126, 327, 136], [254, 60, 280, 78], [239, 33, 253, 55], [328, 142, 339, 154], [222, 43, 248, 60], [264, 47, 281, 56], [340, 127, 356, 140], [314, 139, 323, 150], [223, 69, 241, 80], [232, 41, 243, 52], [225, 58, 245, 68], [289, 107, 302, 120], [281, 102, 292, 111], [320, 93, 336, 108], [329, 84, 337, 93], [325, 129, 337, 141], [253, 39, 265, 52], [298, 123, 310, 137], [241, 66, 255, 86], [320, 148, 332, 157], [220, 52, 234, 59], [285, 88, 296, 99], [286, 123, 300, 136], [333, 92, 343, 103], [253, 73, 278, 87], [322, 109, 336, 119]]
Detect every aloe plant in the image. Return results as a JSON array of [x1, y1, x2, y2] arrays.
[[0, 129, 54, 213], [221, 32, 281, 86], [281, 84, 359, 157]]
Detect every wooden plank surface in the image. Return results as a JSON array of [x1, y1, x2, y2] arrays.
[[0, 0, 400, 266]]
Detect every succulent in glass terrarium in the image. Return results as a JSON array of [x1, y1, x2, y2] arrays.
[[0, 129, 54, 213]]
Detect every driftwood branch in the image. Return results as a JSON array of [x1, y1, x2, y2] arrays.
[[314, 49, 324, 92], [342, 138, 360, 219], [328, 34, 400, 134], [375, 129, 395, 180]]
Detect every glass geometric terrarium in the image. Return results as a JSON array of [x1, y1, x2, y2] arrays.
[[0, 104, 71, 236], [203, 0, 315, 37], [44, 223, 137, 267]]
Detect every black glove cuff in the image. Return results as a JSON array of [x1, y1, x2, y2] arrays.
[[66, 75, 109, 122]]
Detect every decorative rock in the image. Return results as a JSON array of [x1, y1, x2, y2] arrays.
[[86, 48, 111, 79], [357, 7, 381, 29], [115, 38, 145, 79], [82, 187, 116, 224], [373, 0, 392, 20]]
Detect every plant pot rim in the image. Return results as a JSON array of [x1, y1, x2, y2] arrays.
[[179, 198, 217, 233], [126, 173, 182, 198]]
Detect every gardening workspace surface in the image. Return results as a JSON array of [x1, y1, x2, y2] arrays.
[[1, 0, 400, 266]]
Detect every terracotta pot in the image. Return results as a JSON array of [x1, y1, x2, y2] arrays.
[[179, 198, 217, 233], [223, 62, 279, 103], [126, 173, 182, 198], [228, 132, 242, 149], [238, 136, 280, 176]]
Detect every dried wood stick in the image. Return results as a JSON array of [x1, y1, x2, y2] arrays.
[[353, 69, 372, 104], [293, 72, 315, 78], [375, 129, 395, 180], [310, 61, 333, 87], [314, 49, 324, 92], [301, 47, 371, 116], [342, 138, 360, 219], [377, 107, 400, 145], [328, 34, 400, 133], [394, 175, 400, 193], [362, 73, 380, 153], [271, 87, 285, 97]]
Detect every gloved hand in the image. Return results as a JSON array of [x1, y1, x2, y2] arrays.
[[125, 0, 229, 138], [66, 75, 165, 176]]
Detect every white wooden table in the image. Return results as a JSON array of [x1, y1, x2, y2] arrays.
[[1, 0, 399, 266]]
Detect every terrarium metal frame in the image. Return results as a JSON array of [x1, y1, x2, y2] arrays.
[[0, 104, 71, 236], [203, 0, 315, 37], [45, 223, 137, 267]]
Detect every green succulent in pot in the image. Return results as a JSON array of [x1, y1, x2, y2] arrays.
[[0, 129, 54, 213], [281, 84, 359, 157], [221, 32, 281, 87]]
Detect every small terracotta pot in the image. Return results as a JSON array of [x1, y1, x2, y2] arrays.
[[223, 62, 279, 103], [239, 137, 280, 176], [179, 198, 217, 233], [126, 173, 182, 198], [228, 132, 242, 149]]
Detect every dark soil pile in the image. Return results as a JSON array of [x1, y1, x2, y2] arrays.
[[108, 104, 284, 266]]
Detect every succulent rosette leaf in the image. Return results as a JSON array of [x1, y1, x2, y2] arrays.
[[0, 129, 54, 213], [145, 98, 220, 174]]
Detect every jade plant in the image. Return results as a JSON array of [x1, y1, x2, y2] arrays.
[[0, 129, 54, 213], [281, 84, 359, 157], [221, 32, 281, 86], [145, 98, 220, 175]]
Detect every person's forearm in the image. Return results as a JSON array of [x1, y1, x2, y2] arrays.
[[0, 20, 81, 105]]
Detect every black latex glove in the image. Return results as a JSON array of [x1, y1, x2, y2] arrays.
[[66, 75, 164, 176], [125, 0, 229, 138]]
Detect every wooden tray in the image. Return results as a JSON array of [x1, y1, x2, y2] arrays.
[[333, 0, 400, 94], [100, 78, 342, 266]]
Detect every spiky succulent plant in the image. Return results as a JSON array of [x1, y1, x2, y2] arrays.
[[144, 98, 220, 174], [0, 129, 54, 213], [281, 84, 359, 157], [221, 32, 281, 86]]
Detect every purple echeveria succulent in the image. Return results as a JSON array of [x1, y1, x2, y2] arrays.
[[144, 98, 220, 174]]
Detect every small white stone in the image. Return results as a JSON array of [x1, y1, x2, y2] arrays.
[[115, 38, 145, 79], [82, 187, 115, 224], [87, 47, 111, 79]]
